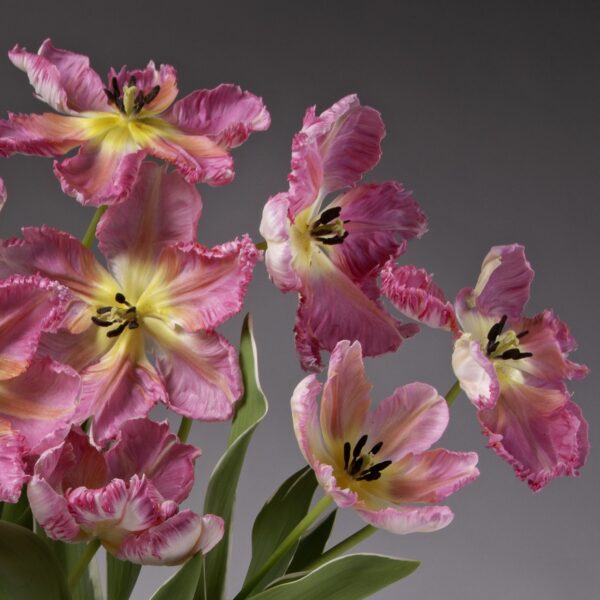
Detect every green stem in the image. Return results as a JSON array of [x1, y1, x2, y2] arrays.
[[81, 205, 107, 248], [255, 240, 267, 251], [445, 380, 462, 406], [234, 495, 333, 600], [68, 538, 101, 592], [177, 416, 193, 442], [306, 524, 376, 571]]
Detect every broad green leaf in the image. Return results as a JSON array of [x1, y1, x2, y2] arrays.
[[0, 520, 71, 600], [1, 488, 32, 529], [287, 509, 337, 573], [150, 554, 204, 600], [250, 554, 420, 600], [243, 466, 317, 592], [107, 554, 141, 600]]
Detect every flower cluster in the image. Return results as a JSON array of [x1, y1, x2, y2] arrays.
[[0, 38, 589, 598]]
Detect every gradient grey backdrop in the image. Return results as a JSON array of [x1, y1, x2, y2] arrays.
[[0, 1, 598, 598]]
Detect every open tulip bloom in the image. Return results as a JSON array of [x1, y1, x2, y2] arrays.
[[0, 40, 591, 600]]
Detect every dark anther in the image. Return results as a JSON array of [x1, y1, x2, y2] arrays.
[[107, 322, 128, 338], [370, 441, 383, 455], [353, 434, 368, 458], [125, 306, 136, 314], [356, 460, 392, 481], [104, 88, 116, 104], [486, 314, 508, 355], [349, 456, 364, 476], [111, 77, 120, 97], [128, 75, 137, 87], [96, 306, 112, 315], [517, 330, 529, 339], [343, 442, 351, 471], [128, 321, 140, 330], [144, 85, 160, 105], [357, 471, 382, 482], [501, 349, 533, 361], [315, 206, 342, 226], [115, 293, 130, 306], [91, 316, 113, 327], [319, 231, 349, 245]]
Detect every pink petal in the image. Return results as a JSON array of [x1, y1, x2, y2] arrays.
[[9, 40, 108, 114], [0, 357, 80, 454], [452, 334, 500, 411], [28, 475, 80, 541], [456, 244, 534, 325], [148, 133, 234, 187], [110, 63, 178, 114], [0, 274, 70, 379], [294, 255, 405, 371], [357, 505, 455, 534], [368, 382, 449, 460], [384, 448, 479, 503], [82, 348, 163, 446], [259, 193, 301, 292], [381, 263, 459, 333], [146, 237, 258, 332], [0, 112, 87, 157], [0, 420, 27, 503], [54, 143, 146, 207], [165, 83, 270, 148], [288, 95, 385, 215], [320, 341, 372, 445], [117, 511, 224, 566], [328, 182, 428, 282], [313, 460, 358, 508], [479, 381, 589, 491], [98, 162, 202, 273], [106, 418, 200, 504], [148, 323, 242, 421]]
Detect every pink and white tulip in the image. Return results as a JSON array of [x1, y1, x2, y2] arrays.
[[28, 419, 223, 565], [0, 274, 80, 502], [0, 163, 258, 445], [291, 340, 479, 534], [0, 39, 270, 206], [451, 245, 589, 490], [260, 95, 427, 371]]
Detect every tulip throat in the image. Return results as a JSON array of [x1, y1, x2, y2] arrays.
[[486, 314, 532, 361], [92, 292, 140, 338], [104, 76, 160, 117], [343, 434, 391, 482], [310, 206, 349, 245]]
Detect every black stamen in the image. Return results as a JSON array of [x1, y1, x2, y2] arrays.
[[115, 97, 125, 113], [107, 322, 128, 338], [125, 306, 137, 314], [353, 434, 368, 458], [144, 85, 160, 105], [128, 320, 139, 330], [357, 471, 382, 482], [91, 316, 113, 327], [96, 306, 112, 315], [103, 88, 116, 104], [111, 77, 120, 97], [370, 441, 383, 455], [343, 442, 351, 470], [368, 460, 392, 473], [128, 75, 137, 87], [115, 293, 130, 306], [349, 457, 364, 476], [501, 349, 533, 360], [517, 330, 529, 339], [487, 315, 508, 342], [316, 206, 342, 226], [319, 231, 349, 245], [133, 90, 145, 114]]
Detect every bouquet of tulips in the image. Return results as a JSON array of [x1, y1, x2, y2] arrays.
[[0, 40, 589, 600]]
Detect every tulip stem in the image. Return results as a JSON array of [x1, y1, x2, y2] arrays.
[[68, 538, 101, 592], [177, 417, 193, 442], [255, 240, 267, 251], [81, 205, 108, 248], [234, 494, 333, 600], [304, 524, 377, 570], [445, 380, 462, 406]]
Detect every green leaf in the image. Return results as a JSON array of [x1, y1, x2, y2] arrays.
[[287, 509, 337, 573], [0, 520, 72, 600], [150, 554, 204, 600], [1, 487, 33, 529], [194, 314, 268, 600], [107, 554, 141, 600], [243, 467, 318, 592], [250, 554, 420, 600]]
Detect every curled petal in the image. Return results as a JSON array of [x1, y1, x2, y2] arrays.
[[0, 420, 27, 503], [0, 274, 70, 379], [357, 505, 454, 534], [368, 382, 449, 460], [145, 237, 258, 332], [9, 40, 108, 114], [314, 460, 358, 508], [381, 263, 459, 333], [98, 162, 202, 271], [148, 323, 242, 421], [117, 511, 224, 566], [452, 334, 500, 410], [165, 83, 270, 148], [54, 144, 146, 207], [106, 418, 200, 504], [479, 382, 589, 491], [329, 183, 428, 282]]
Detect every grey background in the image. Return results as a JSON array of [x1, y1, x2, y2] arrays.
[[0, 1, 598, 598]]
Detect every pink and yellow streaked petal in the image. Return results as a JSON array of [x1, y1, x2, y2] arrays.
[[147, 322, 241, 421], [381, 263, 459, 333], [0, 420, 27, 503], [368, 383, 449, 460], [356, 505, 455, 534]]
